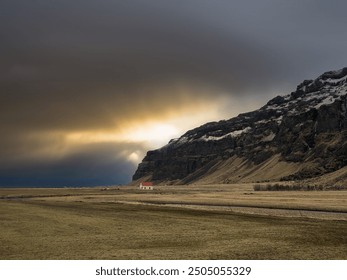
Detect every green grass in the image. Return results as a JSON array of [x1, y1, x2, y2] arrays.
[[1, 199, 346, 259]]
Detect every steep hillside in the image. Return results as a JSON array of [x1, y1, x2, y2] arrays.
[[133, 67, 347, 185]]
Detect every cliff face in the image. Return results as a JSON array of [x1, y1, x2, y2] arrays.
[[133, 67, 347, 184]]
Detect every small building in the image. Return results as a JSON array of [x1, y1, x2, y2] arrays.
[[139, 181, 153, 190]]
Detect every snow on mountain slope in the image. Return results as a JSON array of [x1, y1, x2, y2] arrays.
[[166, 68, 347, 148], [133, 67, 347, 185]]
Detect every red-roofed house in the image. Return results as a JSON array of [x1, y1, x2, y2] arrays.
[[139, 182, 153, 190]]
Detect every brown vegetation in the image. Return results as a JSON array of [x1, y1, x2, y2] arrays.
[[253, 183, 347, 191], [1, 185, 347, 259]]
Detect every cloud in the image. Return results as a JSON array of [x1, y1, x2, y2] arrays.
[[0, 140, 146, 187]]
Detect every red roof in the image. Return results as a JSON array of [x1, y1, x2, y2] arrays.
[[141, 182, 153, 186]]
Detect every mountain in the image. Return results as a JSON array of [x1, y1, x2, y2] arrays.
[[133, 67, 347, 185]]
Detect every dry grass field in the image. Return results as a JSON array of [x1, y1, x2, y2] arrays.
[[1, 184, 347, 259]]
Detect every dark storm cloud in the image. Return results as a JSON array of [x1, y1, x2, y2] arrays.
[[1, 0, 347, 186], [1, 0, 279, 135], [0, 141, 143, 186]]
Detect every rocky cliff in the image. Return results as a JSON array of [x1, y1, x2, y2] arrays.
[[133, 67, 347, 185]]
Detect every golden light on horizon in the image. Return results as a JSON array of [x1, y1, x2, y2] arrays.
[[61, 100, 230, 166], [64, 122, 180, 165], [65, 123, 179, 145], [123, 123, 178, 144]]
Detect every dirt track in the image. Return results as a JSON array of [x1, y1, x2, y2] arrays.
[[112, 200, 347, 221]]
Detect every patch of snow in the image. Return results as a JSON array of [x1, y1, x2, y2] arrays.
[[279, 103, 289, 108], [302, 91, 321, 101], [287, 109, 298, 116], [167, 136, 190, 147], [273, 116, 283, 124], [336, 85, 347, 96], [261, 132, 276, 142], [283, 94, 291, 101], [255, 119, 269, 125], [200, 127, 251, 141], [325, 75, 347, 84], [314, 96, 335, 109], [266, 105, 279, 110], [177, 136, 189, 144]]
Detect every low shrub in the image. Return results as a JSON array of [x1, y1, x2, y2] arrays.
[[252, 183, 347, 191]]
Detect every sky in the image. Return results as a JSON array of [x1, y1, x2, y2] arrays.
[[1, 0, 347, 186]]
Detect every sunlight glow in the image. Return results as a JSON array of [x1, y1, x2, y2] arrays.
[[124, 123, 178, 144], [65, 123, 179, 146], [64, 99, 229, 167], [128, 152, 140, 163]]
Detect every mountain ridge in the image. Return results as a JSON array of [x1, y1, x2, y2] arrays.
[[133, 67, 347, 185]]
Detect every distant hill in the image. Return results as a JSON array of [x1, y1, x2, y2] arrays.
[[133, 67, 347, 185]]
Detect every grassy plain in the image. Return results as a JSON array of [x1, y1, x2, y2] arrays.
[[0, 184, 347, 259]]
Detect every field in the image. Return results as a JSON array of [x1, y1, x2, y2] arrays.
[[1, 184, 347, 259]]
